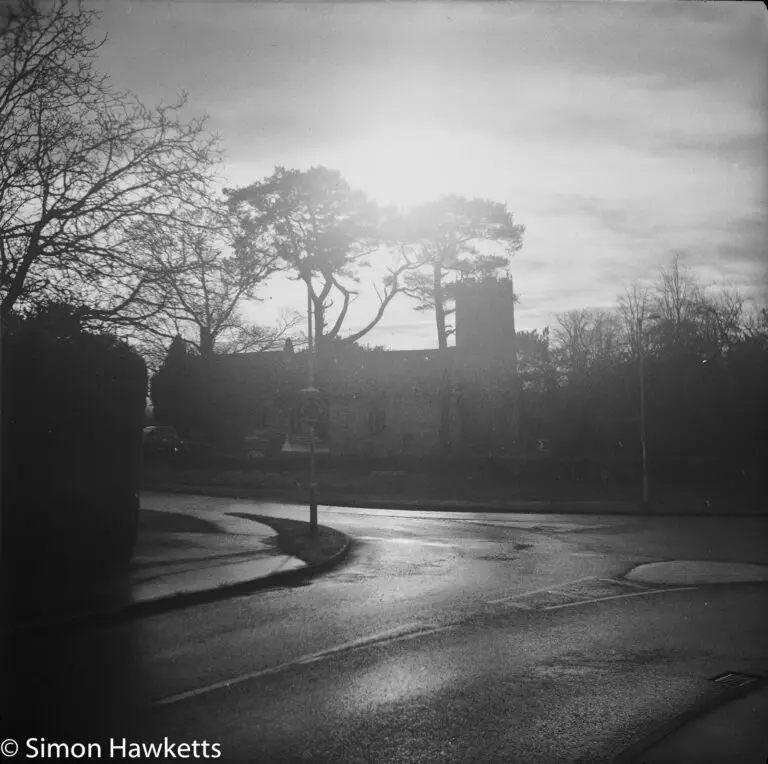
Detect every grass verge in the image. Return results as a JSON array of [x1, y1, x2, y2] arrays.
[[230, 513, 348, 567]]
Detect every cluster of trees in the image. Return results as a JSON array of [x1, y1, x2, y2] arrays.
[[224, 169, 525, 353], [516, 257, 767, 494], [151, 172, 525, 440], [0, 1, 298, 366], [2, 1, 526, 432]]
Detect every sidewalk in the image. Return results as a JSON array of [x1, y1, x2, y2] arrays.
[[616, 680, 768, 764], [127, 507, 308, 611], [4, 505, 350, 633], [640, 685, 768, 763], [614, 559, 768, 764]]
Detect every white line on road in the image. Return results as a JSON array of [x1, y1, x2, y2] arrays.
[[356, 536, 460, 547], [154, 623, 456, 707], [503, 601, 534, 611], [486, 576, 601, 605], [598, 576, 648, 590], [540, 586, 698, 611]]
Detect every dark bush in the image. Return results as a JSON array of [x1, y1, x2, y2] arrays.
[[2, 306, 147, 575]]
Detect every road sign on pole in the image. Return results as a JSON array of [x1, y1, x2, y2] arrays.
[[298, 389, 325, 427]]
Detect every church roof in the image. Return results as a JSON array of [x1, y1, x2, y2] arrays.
[[218, 344, 516, 402], [319, 348, 456, 397], [219, 347, 457, 399]]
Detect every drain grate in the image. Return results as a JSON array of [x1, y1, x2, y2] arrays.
[[710, 671, 760, 688]]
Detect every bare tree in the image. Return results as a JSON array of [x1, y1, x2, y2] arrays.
[[516, 327, 557, 392], [137, 310, 302, 375], [743, 303, 768, 343], [551, 309, 593, 375], [698, 283, 747, 356], [589, 310, 623, 366], [0, 0, 219, 326], [648, 254, 711, 357], [552, 308, 623, 378], [125, 202, 289, 364], [616, 282, 652, 360], [655, 255, 703, 327]]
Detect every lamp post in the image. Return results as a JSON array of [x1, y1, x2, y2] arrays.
[[637, 313, 660, 509], [302, 281, 319, 533], [236, 188, 320, 531]]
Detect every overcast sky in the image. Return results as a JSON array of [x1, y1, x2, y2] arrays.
[[89, 1, 767, 350]]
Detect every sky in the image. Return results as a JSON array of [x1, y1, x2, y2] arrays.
[[88, 1, 767, 350]]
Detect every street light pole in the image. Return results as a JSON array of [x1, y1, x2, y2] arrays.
[[638, 316, 649, 510], [306, 282, 318, 533], [238, 188, 318, 530], [637, 313, 660, 510]]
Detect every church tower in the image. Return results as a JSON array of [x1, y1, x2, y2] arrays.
[[454, 275, 517, 371], [452, 276, 520, 457]]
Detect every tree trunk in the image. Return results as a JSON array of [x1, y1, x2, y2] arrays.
[[198, 326, 216, 442], [1, 235, 41, 322], [314, 300, 324, 350], [433, 264, 453, 455], [199, 326, 215, 361], [434, 263, 447, 351]]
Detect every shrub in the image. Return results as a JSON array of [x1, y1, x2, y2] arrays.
[[2, 305, 147, 575]]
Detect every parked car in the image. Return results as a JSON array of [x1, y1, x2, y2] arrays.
[[142, 426, 209, 463], [142, 426, 185, 458]]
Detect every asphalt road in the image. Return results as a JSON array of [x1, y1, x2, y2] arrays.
[[4, 497, 768, 763]]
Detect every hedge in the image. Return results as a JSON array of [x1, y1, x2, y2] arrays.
[[2, 317, 147, 575]]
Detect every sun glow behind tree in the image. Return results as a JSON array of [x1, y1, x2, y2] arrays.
[[332, 126, 487, 210]]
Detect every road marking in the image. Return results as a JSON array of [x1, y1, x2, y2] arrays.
[[356, 536, 459, 548], [504, 601, 534, 611], [486, 576, 601, 605], [540, 586, 698, 611], [598, 576, 648, 590], [154, 623, 456, 707]]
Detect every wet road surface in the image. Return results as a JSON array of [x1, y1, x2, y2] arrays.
[[3, 496, 767, 763]]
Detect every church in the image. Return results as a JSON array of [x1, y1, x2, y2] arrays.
[[214, 276, 521, 461]]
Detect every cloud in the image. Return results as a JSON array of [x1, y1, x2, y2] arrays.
[[656, 130, 768, 178], [87, 1, 766, 349], [547, 194, 668, 242], [718, 213, 768, 241]]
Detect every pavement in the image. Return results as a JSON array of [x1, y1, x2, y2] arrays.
[[129, 505, 309, 609], [633, 684, 768, 764], [4, 501, 328, 632], [614, 558, 768, 763]]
